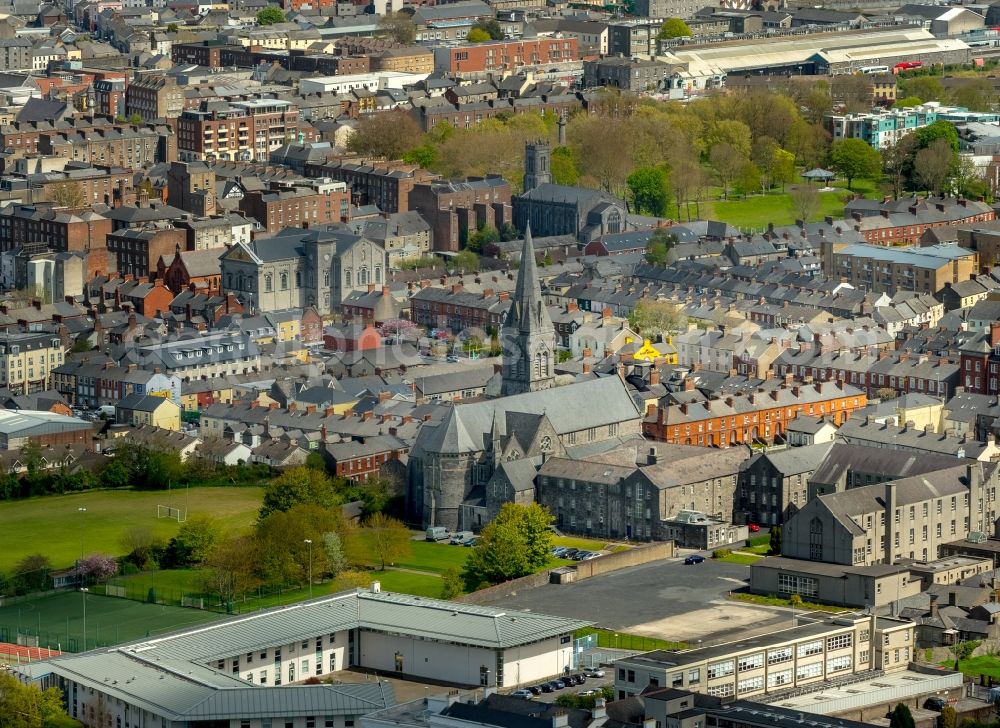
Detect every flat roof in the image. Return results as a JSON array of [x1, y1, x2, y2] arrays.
[[768, 668, 963, 714]]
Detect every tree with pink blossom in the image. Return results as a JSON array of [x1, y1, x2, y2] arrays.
[[78, 554, 118, 584]]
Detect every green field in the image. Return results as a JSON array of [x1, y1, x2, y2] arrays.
[[713, 552, 762, 565], [575, 627, 686, 652], [0, 487, 264, 572], [703, 188, 851, 231], [0, 591, 222, 653], [940, 655, 1000, 679], [729, 592, 844, 613]]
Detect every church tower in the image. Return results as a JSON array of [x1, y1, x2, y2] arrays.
[[501, 224, 556, 397], [523, 141, 551, 192]]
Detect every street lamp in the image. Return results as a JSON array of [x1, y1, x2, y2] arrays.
[[80, 587, 88, 652], [304, 539, 313, 599], [77, 507, 87, 564]]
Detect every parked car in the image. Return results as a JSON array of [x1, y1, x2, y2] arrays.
[[748, 523, 760, 533], [550, 680, 566, 690], [510, 689, 533, 699], [561, 549, 579, 559], [540, 683, 555, 693], [923, 697, 946, 712], [685, 554, 706, 565], [552, 547, 569, 557], [425, 527, 449, 542], [582, 667, 605, 678], [464, 538, 479, 547], [581, 552, 601, 560], [571, 674, 587, 685], [446, 355, 460, 363], [526, 685, 542, 696], [450, 531, 473, 545]]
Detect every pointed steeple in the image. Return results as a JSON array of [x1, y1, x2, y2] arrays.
[[499, 223, 556, 397], [507, 223, 553, 334]]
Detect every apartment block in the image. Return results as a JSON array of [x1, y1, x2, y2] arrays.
[[125, 74, 185, 121], [0, 203, 112, 254], [0, 331, 66, 395], [238, 180, 350, 233], [433, 38, 579, 75], [177, 99, 300, 163], [821, 242, 978, 295]]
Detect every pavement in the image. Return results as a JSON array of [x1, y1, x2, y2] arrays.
[[483, 550, 794, 646]]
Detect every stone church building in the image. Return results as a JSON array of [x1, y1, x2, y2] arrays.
[[512, 142, 629, 244], [219, 225, 387, 315], [407, 226, 642, 530]]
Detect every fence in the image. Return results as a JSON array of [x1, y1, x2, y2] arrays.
[[100, 578, 315, 616]]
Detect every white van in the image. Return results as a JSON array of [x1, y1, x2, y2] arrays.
[[449, 531, 474, 544], [426, 526, 449, 542]]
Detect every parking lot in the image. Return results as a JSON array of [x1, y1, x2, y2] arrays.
[[484, 552, 793, 646]]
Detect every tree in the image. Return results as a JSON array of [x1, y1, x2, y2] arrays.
[[703, 119, 752, 160], [0, 672, 74, 728], [889, 703, 916, 728], [914, 120, 960, 155], [169, 515, 219, 566], [464, 503, 554, 585], [453, 249, 479, 272], [166, 22, 178, 31], [752, 136, 780, 190], [629, 298, 686, 336], [467, 224, 500, 253], [788, 185, 820, 223], [323, 531, 348, 578], [772, 148, 797, 191], [914, 138, 954, 194], [956, 155, 990, 201], [13, 554, 50, 594], [939, 705, 957, 728], [255, 6, 284, 24], [48, 180, 85, 208], [77, 554, 117, 584], [709, 143, 746, 199], [379, 11, 416, 44], [627, 166, 670, 216], [769, 526, 782, 556], [128, 113, 142, 125], [894, 96, 923, 108], [876, 387, 898, 400], [658, 17, 691, 38], [830, 138, 881, 190], [260, 466, 339, 519], [470, 17, 503, 40], [883, 134, 917, 199], [347, 110, 424, 161], [202, 534, 261, 604], [466, 27, 491, 42], [901, 76, 944, 104], [361, 513, 411, 570], [645, 228, 677, 266], [256, 504, 342, 586], [440, 567, 464, 599], [120, 526, 161, 570], [735, 160, 762, 198], [551, 147, 579, 186]]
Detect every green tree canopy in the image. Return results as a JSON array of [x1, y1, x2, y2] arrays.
[[658, 17, 692, 38], [627, 166, 670, 216], [463, 503, 554, 586], [645, 228, 677, 266], [169, 514, 219, 567], [888, 703, 915, 728], [260, 466, 339, 519], [471, 17, 503, 39], [466, 28, 491, 42], [829, 138, 881, 190], [255, 6, 284, 24], [0, 672, 75, 728]]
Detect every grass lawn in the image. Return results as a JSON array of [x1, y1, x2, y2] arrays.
[[391, 540, 472, 574], [371, 570, 444, 598], [0, 487, 263, 572], [743, 543, 772, 556], [940, 655, 1000, 680], [729, 592, 844, 613], [575, 627, 686, 652], [703, 188, 851, 231], [713, 552, 762, 565], [552, 535, 626, 552], [0, 591, 221, 653]]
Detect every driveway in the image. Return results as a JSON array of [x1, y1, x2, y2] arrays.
[[483, 552, 793, 645]]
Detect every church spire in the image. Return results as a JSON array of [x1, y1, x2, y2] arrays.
[[500, 223, 556, 397]]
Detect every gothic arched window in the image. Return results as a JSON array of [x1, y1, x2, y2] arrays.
[[280, 272, 288, 290], [375, 266, 382, 284], [345, 269, 352, 287], [264, 274, 272, 293], [323, 271, 330, 286], [808, 517, 823, 561], [359, 267, 368, 286]]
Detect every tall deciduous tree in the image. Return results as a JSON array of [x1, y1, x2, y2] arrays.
[[361, 513, 412, 570], [830, 138, 881, 190], [0, 672, 74, 728], [48, 180, 85, 208], [202, 534, 261, 604], [629, 298, 686, 336], [260, 466, 340, 519], [882, 134, 917, 199], [645, 228, 677, 266], [788, 185, 820, 223], [169, 515, 219, 566], [658, 18, 691, 38], [627, 166, 670, 216], [255, 6, 284, 24], [378, 11, 416, 44], [709, 142, 746, 199], [347, 110, 424, 161], [464, 503, 554, 586], [913, 138, 954, 194]]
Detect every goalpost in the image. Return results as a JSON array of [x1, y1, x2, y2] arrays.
[[157, 505, 186, 523]]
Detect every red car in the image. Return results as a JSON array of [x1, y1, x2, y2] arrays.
[[748, 523, 760, 532]]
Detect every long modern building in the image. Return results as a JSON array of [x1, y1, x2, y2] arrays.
[[20, 587, 590, 727]]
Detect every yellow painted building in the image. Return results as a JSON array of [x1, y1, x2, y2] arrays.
[[116, 394, 182, 431], [0, 332, 65, 395]]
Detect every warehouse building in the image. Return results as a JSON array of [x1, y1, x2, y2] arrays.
[[19, 587, 590, 727]]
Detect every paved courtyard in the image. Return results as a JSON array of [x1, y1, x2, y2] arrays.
[[484, 553, 794, 646]]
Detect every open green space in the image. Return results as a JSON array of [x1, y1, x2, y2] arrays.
[[391, 540, 472, 574], [940, 654, 1000, 680], [575, 627, 686, 652], [703, 187, 850, 231], [552, 535, 626, 552], [0, 591, 221, 653], [742, 543, 772, 556], [714, 552, 763, 565], [0, 487, 264, 572]]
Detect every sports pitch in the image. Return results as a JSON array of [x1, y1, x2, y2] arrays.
[[0, 486, 263, 572], [0, 591, 224, 655]]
